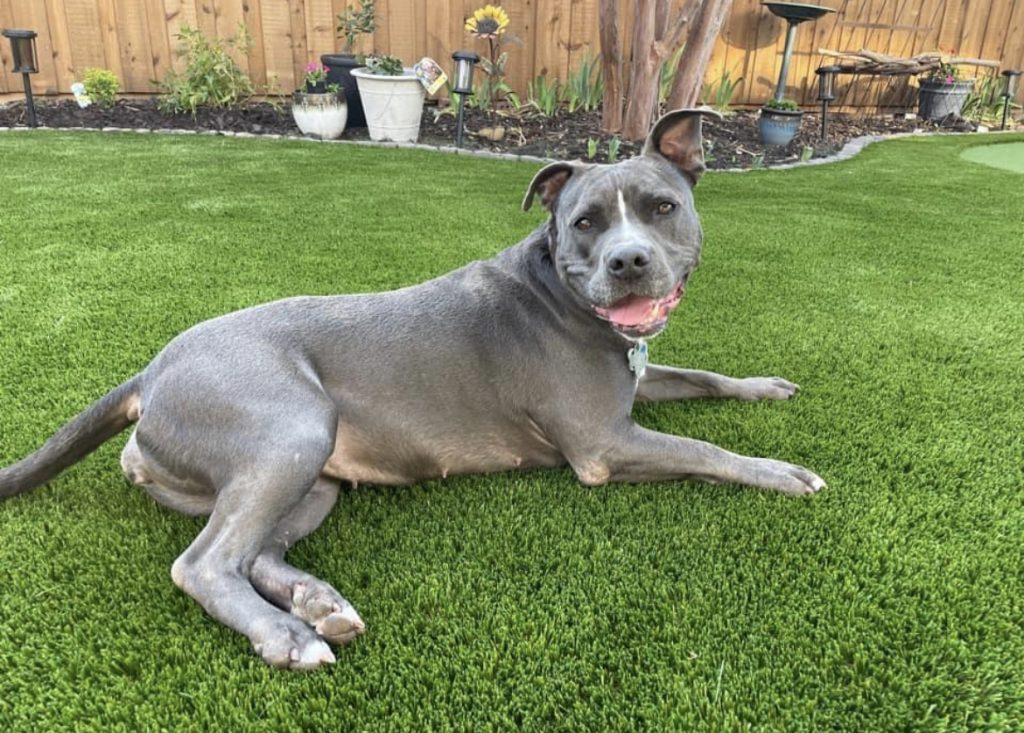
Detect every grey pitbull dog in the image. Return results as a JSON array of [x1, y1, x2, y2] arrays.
[[0, 109, 824, 670]]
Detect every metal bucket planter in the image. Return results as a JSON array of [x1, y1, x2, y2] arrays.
[[918, 78, 975, 121], [351, 68, 425, 143], [758, 107, 803, 146], [292, 91, 348, 140]]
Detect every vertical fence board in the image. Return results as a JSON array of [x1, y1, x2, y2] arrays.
[[42, 0, 75, 91], [61, 0, 108, 78]]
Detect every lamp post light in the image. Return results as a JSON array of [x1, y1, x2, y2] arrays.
[[1000, 69, 1021, 130], [816, 65, 840, 140], [2, 29, 40, 128], [451, 50, 479, 148]]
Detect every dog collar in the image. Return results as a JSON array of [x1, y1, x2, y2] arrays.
[[627, 339, 648, 379]]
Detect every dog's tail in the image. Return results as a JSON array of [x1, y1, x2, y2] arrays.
[[0, 376, 141, 499]]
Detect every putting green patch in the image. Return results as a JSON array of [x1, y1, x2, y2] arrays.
[[959, 141, 1024, 173]]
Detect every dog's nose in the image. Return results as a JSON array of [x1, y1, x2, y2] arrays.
[[606, 244, 652, 280]]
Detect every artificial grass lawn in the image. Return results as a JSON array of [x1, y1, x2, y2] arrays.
[[0, 130, 1022, 732], [960, 141, 1024, 173]]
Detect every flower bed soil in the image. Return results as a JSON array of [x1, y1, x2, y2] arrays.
[[0, 97, 981, 169]]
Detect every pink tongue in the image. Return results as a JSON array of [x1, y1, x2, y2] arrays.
[[605, 295, 657, 326]]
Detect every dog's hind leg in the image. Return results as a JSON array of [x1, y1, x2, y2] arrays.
[[248, 477, 366, 646], [636, 365, 799, 402], [169, 431, 341, 670]]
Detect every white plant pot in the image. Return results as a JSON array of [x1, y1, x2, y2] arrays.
[[292, 91, 348, 140], [351, 68, 425, 143]]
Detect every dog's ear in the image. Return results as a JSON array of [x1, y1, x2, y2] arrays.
[[642, 107, 723, 186], [522, 162, 576, 212]]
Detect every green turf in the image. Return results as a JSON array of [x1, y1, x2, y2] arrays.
[[960, 141, 1024, 173], [1, 130, 1023, 732]]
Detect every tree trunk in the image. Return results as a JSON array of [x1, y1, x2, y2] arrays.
[[598, 0, 623, 134], [667, 0, 734, 109], [621, 3, 660, 140]]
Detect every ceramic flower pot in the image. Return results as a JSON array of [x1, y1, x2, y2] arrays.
[[292, 91, 348, 140], [918, 78, 975, 121], [351, 68, 425, 143], [758, 106, 803, 146], [321, 53, 366, 128]]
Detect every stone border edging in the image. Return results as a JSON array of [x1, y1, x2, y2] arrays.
[[0, 123, 1018, 171]]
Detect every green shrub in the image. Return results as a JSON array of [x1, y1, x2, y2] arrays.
[[83, 68, 119, 108], [157, 24, 255, 115]]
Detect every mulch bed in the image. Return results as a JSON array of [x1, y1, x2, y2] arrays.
[[0, 97, 981, 169]]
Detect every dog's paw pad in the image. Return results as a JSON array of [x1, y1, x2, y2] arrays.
[[315, 605, 365, 645]]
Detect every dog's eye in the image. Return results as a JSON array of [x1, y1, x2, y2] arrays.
[[574, 217, 593, 232], [656, 201, 676, 215]]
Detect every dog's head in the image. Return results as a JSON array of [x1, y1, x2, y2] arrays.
[[523, 108, 718, 340]]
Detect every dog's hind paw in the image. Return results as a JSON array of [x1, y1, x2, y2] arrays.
[[291, 582, 366, 645], [252, 619, 337, 670]]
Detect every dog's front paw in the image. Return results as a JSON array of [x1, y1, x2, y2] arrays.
[[743, 457, 826, 496], [734, 376, 799, 401]]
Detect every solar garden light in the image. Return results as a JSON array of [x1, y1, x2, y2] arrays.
[[816, 65, 840, 140], [451, 50, 479, 148], [1000, 69, 1021, 130], [2, 29, 39, 128]]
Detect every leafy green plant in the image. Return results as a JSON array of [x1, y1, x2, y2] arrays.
[[800, 145, 814, 162], [337, 0, 376, 54], [961, 73, 1008, 125], [527, 74, 561, 117], [83, 68, 119, 108], [658, 45, 687, 106], [763, 98, 800, 111], [363, 53, 404, 76], [157, 24, 255, 115], [701, 68, 743, 114], [607, 136, 621, 163], [586, 137, 599, 160], [563, 53, 603, 113]]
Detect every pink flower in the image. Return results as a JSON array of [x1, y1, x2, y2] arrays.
[[946, 74, 954, 84]]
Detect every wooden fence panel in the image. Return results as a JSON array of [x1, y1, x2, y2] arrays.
[[1, 0, 1022, 106]]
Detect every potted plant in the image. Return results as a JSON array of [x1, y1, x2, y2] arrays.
[[321, 0, 376, 129], [351, 54, 426, 143], [758, 98, 803, 146], [292, 62, 348, 140], [918, 52, 975, 121]]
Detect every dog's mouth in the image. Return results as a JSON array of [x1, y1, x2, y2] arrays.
[[592, 282, 684, 338]]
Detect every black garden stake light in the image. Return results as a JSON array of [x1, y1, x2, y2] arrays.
[[1000, 69, 1021, 130], [816, 65, 840, 139], [451, 50, 479, 148], [2, 29, 39, 128]]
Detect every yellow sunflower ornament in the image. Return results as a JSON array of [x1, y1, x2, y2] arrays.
[[465, 5, 510, 39]]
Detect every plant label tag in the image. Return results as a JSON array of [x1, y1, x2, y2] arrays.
[[414, 57, 448, 95]]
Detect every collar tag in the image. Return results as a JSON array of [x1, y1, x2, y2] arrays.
[[627, 339, 648, 379]]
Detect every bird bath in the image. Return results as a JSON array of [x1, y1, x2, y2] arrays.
[[763, 3, 835, 101]]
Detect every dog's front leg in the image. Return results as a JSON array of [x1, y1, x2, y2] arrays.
[[572, 424, 825, 496], [636, 364, 799, 402]]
